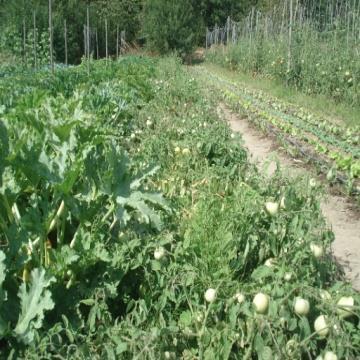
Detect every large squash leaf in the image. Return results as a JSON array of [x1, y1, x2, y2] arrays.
[[14, 268, 55, 344]]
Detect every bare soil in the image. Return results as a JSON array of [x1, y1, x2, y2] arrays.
[[217, 104, 360, 290]]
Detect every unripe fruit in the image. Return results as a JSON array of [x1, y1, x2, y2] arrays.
[[195, 311, 204, 322], [314, 315, 329, 337], [309, 178, 317, 187], [310, 243, 324, 258], [324, 351, 338, 360], [234, 292, 245, 304], [253, 293, 269, 314], [265, 202, 279, 215], [205, 288, 217, 303], [264, 258, 276, 268], [154, 247, 166, 260], [337, 296, 354, 318], [294, 298, 310, 316]]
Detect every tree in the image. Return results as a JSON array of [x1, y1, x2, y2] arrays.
[[143, 0, 200, 58]]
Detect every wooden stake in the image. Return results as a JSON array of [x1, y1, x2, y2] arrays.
[[64, 19, 68, 65], [23, 18, 26, 66], [84, 25, 87, 57], [288, 0, 293, 75], [226, 17, 230, 45], [33, 11, 37, 70], [95, 28, 99, 59], [49, 0, 54, 73], [281, 1, 286, 37], [105, 18, 108, 62], [206, 28, 208, 49], [250, 7, 255, 46], [116, 25, 119, 59], [87, 2, 90, 74]]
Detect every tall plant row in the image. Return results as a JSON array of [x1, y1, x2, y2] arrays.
[[0, 1, 131, 68], [206, 0, 360, 106]]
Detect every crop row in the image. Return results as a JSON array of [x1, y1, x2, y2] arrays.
[[195, 67, 360, 194], [0, 57, 359, 358]]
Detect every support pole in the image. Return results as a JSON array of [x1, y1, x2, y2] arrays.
[[33, 11, 37, 69], [96, 28, 99, 59], [288, 0, 293, 75], [23, 18, 26, 66], [116, 25, 119, 59], [49, 0, 54, 73], [84, 25, 87, 57], [226, 17, 230, 45], [64, 19, 68, 65], [205, 28, 208, 49], [87, 2, 90, 74], [105, 18, 108, 62]]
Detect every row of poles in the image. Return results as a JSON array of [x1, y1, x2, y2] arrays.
[[206, 0, 360, 71], [83, 24, 126, 64], [22, 0, 126, 74]]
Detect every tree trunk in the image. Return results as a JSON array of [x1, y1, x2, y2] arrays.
[[49, 0, 54, 73]]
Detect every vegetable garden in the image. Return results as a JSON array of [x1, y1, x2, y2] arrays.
[[0, 56, 359, 359], [193, 66, 360, 198]]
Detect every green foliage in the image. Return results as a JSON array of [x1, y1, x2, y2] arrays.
[[0, 56, 359, 358], [206, 3, 360, 107], [193, 0, 255, 27], [0, 0, 143, 65], [143, 0, 199, 57]]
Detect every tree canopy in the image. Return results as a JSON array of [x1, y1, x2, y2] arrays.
[[0, 0, 350, 63]]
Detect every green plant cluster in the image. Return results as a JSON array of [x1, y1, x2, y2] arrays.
[[195, 66, 360, 195], [0, 25, 51, 69], [0, 57, 359, 358], [206, 27, 360, 107]]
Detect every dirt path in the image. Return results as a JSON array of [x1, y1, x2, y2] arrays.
[[217, 104, 360, 291]]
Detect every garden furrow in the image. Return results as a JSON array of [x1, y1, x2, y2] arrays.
[[192, 66, 360, 195], [217, 103, 360, 291]]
